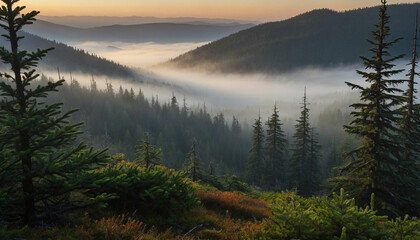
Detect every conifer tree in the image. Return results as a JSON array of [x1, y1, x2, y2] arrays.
[[135, 133, 162, 169], [171, 93, 178, 110], [232, 116, 241, 135], [308, 127, 321, 192], [184, 139, 202, 181], [181, 96, 188, 117], [246, 114, 265, 185], [330, 0, 409, 216], [264, 104, 287, 189], [290, 88, 313, 196], [0, 0, 108, 225], [327, 138, 341, 178], [398, 12, 420, 215]]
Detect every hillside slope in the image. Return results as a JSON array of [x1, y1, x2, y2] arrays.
[[164, 4, 420, 73], [25, 20, 255, 44], [37, 15, 259, 28], [0, 31, 136, 79]]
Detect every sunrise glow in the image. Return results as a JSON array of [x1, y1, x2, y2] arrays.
[[26, 0, 420, 21]]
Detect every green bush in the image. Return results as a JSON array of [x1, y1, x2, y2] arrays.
[[0, 225, 27, 240], [93, 161, 199, 220], [386, 215, 420, 240], [262, 189, 391, 239]]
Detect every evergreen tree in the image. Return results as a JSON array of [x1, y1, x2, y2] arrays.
[[246, 114, 265, 185], [398, 12, 420, 215], [105, 80, 114, 95], [232, 116, 241, 134], [170, 93, 178, 110], [90, 75, 97, 93], [181, 96, 188, 117], [330, 0, 409, 216], [290, 88, 313, 196], [327, 138, 341, 178], [264, 104, 287, 189], [308, 127, 321, 193], [0, 0, 108, 225], [135, 133, 162, 169], [183, 139, 202, 181]]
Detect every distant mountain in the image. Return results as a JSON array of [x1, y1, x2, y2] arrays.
[[24, 20, 255, 44], [164, 4, 420, 74], [37, 15, 260, 28], [0, 32, 136, 79]]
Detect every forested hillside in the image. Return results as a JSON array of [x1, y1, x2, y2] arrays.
[[42, 76, 250, 174], [1, 0, 420, 239], [165, 3, 420, 73], [25, 20, 255, 44], [0, 31, 136, 79]]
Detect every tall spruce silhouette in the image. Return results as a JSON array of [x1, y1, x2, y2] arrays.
[[330, 0, 410, 216], [398, 11, 420, 215], [290, 88, 313, 196], [264, 104, 287, 189], [246, 113, 265, 185], [0, 0, 108, 225]]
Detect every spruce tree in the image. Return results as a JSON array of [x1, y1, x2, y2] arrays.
[[290, 88, 313, 196], [0, 0, 108, 225], [170, 93, 178, 110], [330, 0, 409, 216], [398, 12, 420, 215], [181, 96, 188, 117], [246, 114, 265, 185], [232, 116, 241, 135], [135, 133, 162, 169], [308, 127, 321, 193], [327, 138, 341, 178], [184, 139, 202, 181], [264, 104, 287, 189]]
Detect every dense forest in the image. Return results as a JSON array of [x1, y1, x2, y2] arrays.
[[1, 0, 420, 239], [43, 76, 250, 175], [38, 74, 357, 190], [165, 3, 420, 74], [0, 30, 136, 79]]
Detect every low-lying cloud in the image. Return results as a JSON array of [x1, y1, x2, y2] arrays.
[[71, 41, 207, 68]]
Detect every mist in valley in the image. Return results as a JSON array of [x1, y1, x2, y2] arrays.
[[37, 37, 420, 155], [71, 41, 208, 68], [58, 39, 420, 126]]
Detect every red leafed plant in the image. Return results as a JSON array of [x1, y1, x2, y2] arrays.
[[195, 191, 270, 220]]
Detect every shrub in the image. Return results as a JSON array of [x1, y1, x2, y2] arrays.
[[262, 189, 388, 239], [93, 161, 199, 221], [196, 191, 270, 220], [386, 215, 420, 240], [27, 214, 176, 240], [182, 206, 253, 240], [226, 175, 251, 193], [0, 225, 27, 240]]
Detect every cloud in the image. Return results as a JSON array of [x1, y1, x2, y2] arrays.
[[71, 41, 208, 68]]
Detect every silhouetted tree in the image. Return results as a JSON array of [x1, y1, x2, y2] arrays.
[[398, 11, 420, 215], [290, 88, 313, 196], [264, 104, 287, 189], [184, 139, 202, 181], [330, 0, 410, 216], [0, 0, 108, 225], [246, 114, 265, 185], [135, 133, 162, 168]]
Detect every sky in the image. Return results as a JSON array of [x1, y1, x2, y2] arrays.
[[26, 0, 420, 22]]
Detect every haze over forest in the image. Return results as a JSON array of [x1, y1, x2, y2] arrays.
[[1, 0, 420, 238]]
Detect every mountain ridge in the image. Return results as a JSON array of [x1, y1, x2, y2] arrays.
[[37, 15, 260, 28], [24, 20, 255, 44], [163, 4, 420, 74], [0, 31, 137, 79]]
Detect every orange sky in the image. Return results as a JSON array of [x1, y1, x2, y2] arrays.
[[25, 0, 420, 21]]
